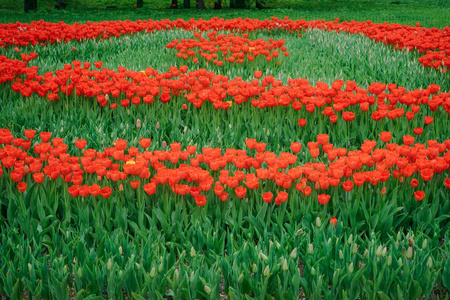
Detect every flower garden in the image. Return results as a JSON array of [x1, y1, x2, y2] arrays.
[[0, 16, 449, 299]]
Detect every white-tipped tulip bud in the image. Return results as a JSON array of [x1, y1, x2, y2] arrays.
[[382, 247, 387, 257], [398, 257, 403, 266], [275, 241, 281, 249], [339, 250, 344, 260], [135, 263, 140, 269], [158, 262, 163, 272], [376, 245, 383, 257], [204, 285, 212, 295], [387, 255, 392, 266], [348, 263, 354, 273], [252, 263, 257, 273], [422, 239, 428, 250], [28, 263, 32, 271], [260, 251, 268, 261], [364, 249, 369, 259], [290, 248, 298, 259], [311, 267, 316, 276], [77, 267, 82, 278], [316, 217, 322, 227], [406, 246, 413, 259], [174, 269, 179, 280], [263, 265, 270, 277], [408, 237, 415, 247], [282, 258, 288, 271], [105, 94, 109, 101], [150, 267, 156, 278], [427, 257, 433, 269], [190, 246, 196, 257], [347, 234, 353, 245], [307, 244, 314, 255], [107, 258, 112, 271], [352, 243, 358, 254], [238, 273, 244, 283]]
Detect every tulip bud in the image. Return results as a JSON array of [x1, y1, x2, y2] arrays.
[[316, 217, 322, 227], [408, 237, 415, 247], [422, 239, 428, 250], [158, 262, 163, 272], [238, 273, 244, 283], [290, 248, 298, 259], [263, 265, 270, 277], [28, 263, 32, 271], [190, 271, 195, 282], [398, 257, 403, 266], [204, 285, 212, 295], [107, 258, 112, 271], [174, 269, 179, 280], [119, 184, 124, 192], [275, 241, 281, 249], [119, 270, 123, 277], [406, 246, 413, 259], [162, 141, 167, 148], [311, 267, 316, 276], [427, 257, 433, 269], [150, 267, 156, 278], [352, 243, 358, 254], [339, 250, 344, 260], [97, 175, 102, 181], [397, 231, 401, 241], [387, 255, 392, 266], [347, 234, 353, 245], [119, 246, 123, 256], [382, 247, 387, 257], [348, 263, 354, 273], [282, 258, 288, 271], [259, 251, 268, 261], [105, 94, 109, 101], [364, 249, 369, 259], [77, 267, 82, 278], [156, 121, 160, 130], [307, 244, 314, 255], [190, 246, 196, 257], [376, 245, 383, 257], [136, 119, 141, 128], [136, 262, 140, 269], [252, 263, 257, 273]]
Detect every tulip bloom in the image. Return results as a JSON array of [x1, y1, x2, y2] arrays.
[[318, 194, 330, 205]]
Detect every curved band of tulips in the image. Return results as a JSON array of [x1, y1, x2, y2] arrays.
[[1, 129, 450, 204]]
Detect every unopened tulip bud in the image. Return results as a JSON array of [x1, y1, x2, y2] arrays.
[[275, 241, 281, 249], [136, 119, 141, 128], [352, 243, 358, 254], [347, 234, 353, 245], [204, 285, 212, 294], [150, 267, 156, 278], [397, 231, 401, 241], [174, 269, 179, 280], [260, 251, 268, 261], [119, 246, 123, 256], [119, 184, 124, 192], [387, 255, 392, 266], [364, 249, 369, 259], [28, 263, 32, 271], [282, 258, 288, 271], [408, 237, 415, 247], [348, 263, 354, 273], [119, 270, 123, 277], [290, 248, 298, 259], [158, 262, 163, 272], [398, 257, 403, 266], [311, 267, 316, 276], [376, 245, 383, 257], [307, 244, 314, 255], [107, 258, 112, 271], [162, 141, 167, 148], [382, 247, 387, 257], [190, 246, 196, 257], [427, 257, 433, 269], [238, 273, 244, 283], [316, 217, 322, 227], [406, 246, 413, 259], [422, 239, 428, 250], [339, 250, 344, 260], [252, 263, 257, 273], [105, 94, 109, 101], [156, 121, 160, 130], [190, 271, 195, 282], [263, 265, 270, 277], [77, 267, 82, 278]]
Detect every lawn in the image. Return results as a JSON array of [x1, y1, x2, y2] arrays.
[[0, 3, 449, 299]]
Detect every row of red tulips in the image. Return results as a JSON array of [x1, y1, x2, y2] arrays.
[[1, 17, 448, 70], [166, 31, 289, 65], [1, 54, 448, 124], [1, 129, 449, 205]]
